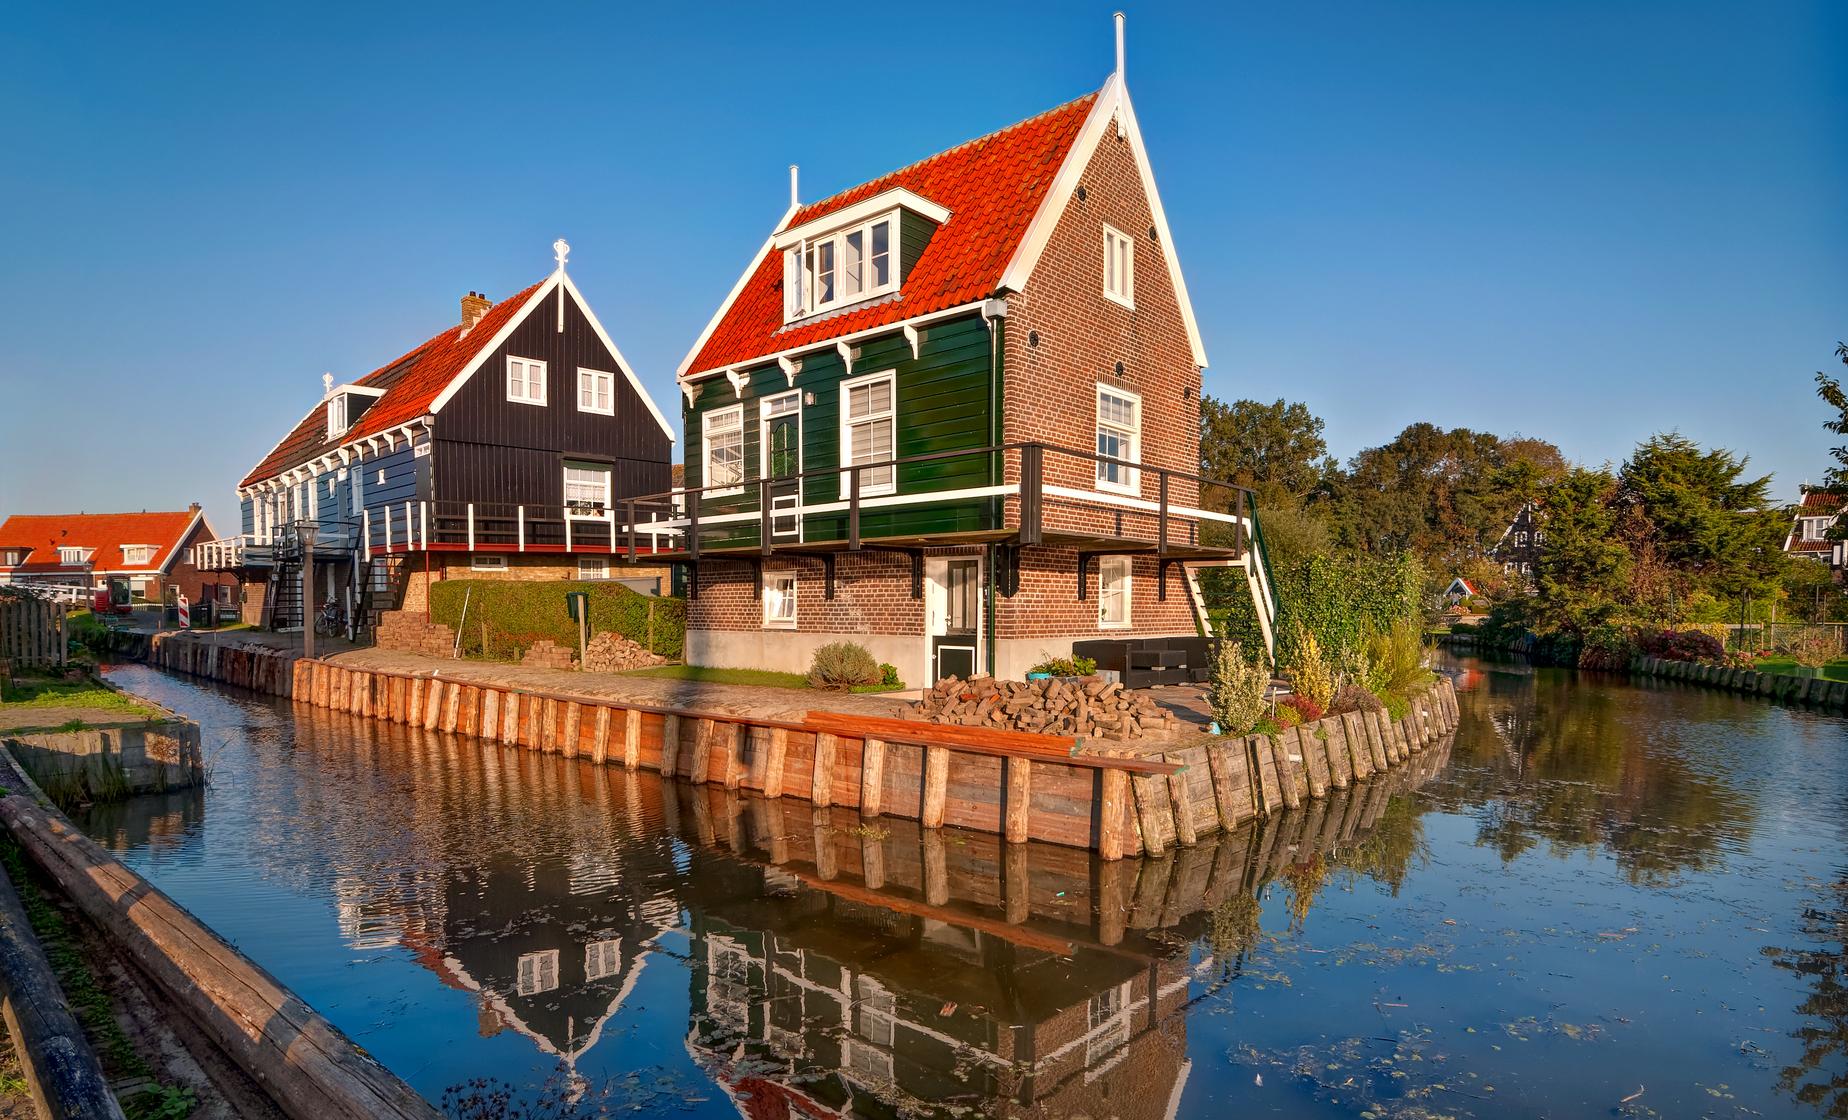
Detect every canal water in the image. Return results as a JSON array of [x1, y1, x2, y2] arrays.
[[77, 658, 1846, 1119]]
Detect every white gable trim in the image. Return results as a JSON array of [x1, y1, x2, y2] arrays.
[[674, 201, 801, 380], [995, 74, 1209, 369], [557, 273, 677, 443], [771, 187, 949, 250], [157, 509, 213, 575], [427, 276, 561, 416]]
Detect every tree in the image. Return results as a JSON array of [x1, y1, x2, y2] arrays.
[[1198, 396, 1332, 509], [1616, 432, 1785, 605], [1815, 341, 1848, 540], [1530, 468, 1630, 634]]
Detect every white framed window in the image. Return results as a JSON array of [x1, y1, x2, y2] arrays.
[[1099, 556, 1132, 629], [584, 938, 621, 982], [841, 371, 897, 497], [1103, 225, 1134, 308], [578, 557, 609, 581], [376, 468, 386, 486], [1, 551, 19, 566], [785, 214, 899, 321], [516, 949, 559, 996], [471, 554, 507, 572], [121, 545, 155, 565], [506, 356, 547, 405], [326, 394, 347, 440], [577, 368, 615, 415], [1096, 384, 1141, 493], [702, 405, 745, 496], [58, 547, 86, 565], [764, 573, 797, 628], [564, 460, 612, 517]]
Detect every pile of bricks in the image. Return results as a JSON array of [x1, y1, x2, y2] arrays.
[[375, 611, 456, 656], [521, 640, 577, 670], [582, 632, 667, 673], [912, 676, 1181, 739]]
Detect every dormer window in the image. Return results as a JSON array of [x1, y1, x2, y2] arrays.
[[786, 215, 896, 320], [121, 544, 156, 565], [1, 550, 21, 566], [326, 394, 347, 440], [59, 547, 88, 565], [323, 384, 383, 440]]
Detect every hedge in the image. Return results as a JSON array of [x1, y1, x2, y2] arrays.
[[1210, 552, 1424, 669], [429, 580, 685, 661]]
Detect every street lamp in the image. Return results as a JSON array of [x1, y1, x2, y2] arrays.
[[297, 521, 318, 659]]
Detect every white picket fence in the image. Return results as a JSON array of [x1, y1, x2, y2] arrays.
[[0, 598, 70, 668]]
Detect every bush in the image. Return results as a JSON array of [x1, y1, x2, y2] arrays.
[[1274, 703, 1303, 729], [878, 662, 902, 689], [1206, 640, 1269, 736], [1327, 683, 1384, 716], [1289, 624, 1336, 710], [1028, 654, 1097, 677], [1365, 618, 1431, 699], [431, 580, 684, 660], [1576, 623, 1637, 671], [808, 642, 880, 690], [1781, 628, 1840, 668], [1279, 692, 1323, 723], [1637, 627, 1723, 663]]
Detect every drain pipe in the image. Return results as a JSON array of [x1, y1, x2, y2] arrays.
[[982, 298, 1008, 676]]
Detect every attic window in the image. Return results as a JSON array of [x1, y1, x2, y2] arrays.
[[785, 214, 896, 321], [59, 547, 87, 565], [326, 395, 348, 440], [121, 544, 155, 565]]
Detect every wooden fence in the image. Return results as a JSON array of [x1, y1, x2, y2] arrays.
[[0, 599, 68, 669]]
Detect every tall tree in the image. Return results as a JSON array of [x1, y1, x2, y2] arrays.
[[1198, 396, 1333, 509], [1530, 468, 1630, 634], [1616, 432, 1785, 603], [1815, 342, 1848, 541]]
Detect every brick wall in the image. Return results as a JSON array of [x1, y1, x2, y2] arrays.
[[375, 609, 456, 656]]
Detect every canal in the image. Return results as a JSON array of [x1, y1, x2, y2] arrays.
[[76, 657, 1847, 1119]]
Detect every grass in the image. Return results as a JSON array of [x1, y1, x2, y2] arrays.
[[618, 663, 905, 693], [0, 676, 157, 719], [1747, 657, 1848, 682]]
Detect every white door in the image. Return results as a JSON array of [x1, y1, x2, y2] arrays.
[[759, 392, 802, 540], [925, 557, 982, 681]]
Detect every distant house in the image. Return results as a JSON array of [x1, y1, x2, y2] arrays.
[[196, 243, 676, 630], [1490, 502, 1543, 581], [1785, 485, 1846, 577], [660, 18, 1277, 687], [1443, 577, 1477, 604], [0, 507, 220, 605]]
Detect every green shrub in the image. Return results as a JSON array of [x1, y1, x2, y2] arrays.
[[430, 580, 684, 660], [1206, 640, 1268, 736], [1366, 618, 1431, 699], [878, 663, 902, 689], [809, 642, 880, 690], [1028, 654, 1097, 677], [1289, 624, 1336, 710]]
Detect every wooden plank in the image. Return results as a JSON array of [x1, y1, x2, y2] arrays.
[[761, 728, 788, 798], [689, 718, 715, 784], [441, 683, 463, 733], [920, 746, 950, 828], [1267, 735, 1303, 809], [719, 723, 742, 790], [804, 710, 1079, 755], [810, 732, 836, 806], [1004, 757, 1032, 844], [1319, 719, 1352, 788], [860, 738, 887, 817]]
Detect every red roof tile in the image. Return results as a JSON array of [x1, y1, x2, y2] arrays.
[[0, 511, 206, 573], [1798, 489, 1845, 512], [685, 91, 1100, 376], [240, 280, 548, 488]]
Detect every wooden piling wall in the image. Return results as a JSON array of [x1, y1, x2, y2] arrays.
[[145, 633, 1460, 859]]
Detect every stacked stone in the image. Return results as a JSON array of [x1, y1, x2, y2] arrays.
[[374, 611, 456, 656], [581, 632, 667, 673], [912, 676, 1180, 739], [520, 640, 577, 670]]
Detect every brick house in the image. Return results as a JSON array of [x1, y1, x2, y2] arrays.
[[196, 242, 676, 631], [0, 507, 222, 606], [653, 18, 1276, 686], [1785, 485, 1846, 577]]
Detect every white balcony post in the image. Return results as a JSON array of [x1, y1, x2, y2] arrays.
[[420, 502, 428, 550], [467, 504, 475, 552], [517, 506, 526, 552], [565, 513, 573, 553], [362, 509, 371, 562], [384, 505, 392, 551]]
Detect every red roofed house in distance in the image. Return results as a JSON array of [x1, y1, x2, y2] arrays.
[[0, 507, 223, 609], [194, 240, 677, 631], [654, 15, 1278, 689]]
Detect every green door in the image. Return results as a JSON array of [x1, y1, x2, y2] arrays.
[[761, 393, 802, 540]]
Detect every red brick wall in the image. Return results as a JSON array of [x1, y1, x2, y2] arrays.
[[687, 551, 935, 635], [996, 547, 1191, 641]]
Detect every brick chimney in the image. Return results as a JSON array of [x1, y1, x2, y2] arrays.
[[188, 502, 201, 516], [460, 291, 491, 330]]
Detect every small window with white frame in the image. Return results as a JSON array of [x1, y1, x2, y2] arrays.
[[764, 573, 797, 628], [578, 556, 609, 581], [842, 372, 897, 496], [1099, 556, 1132, 629], [1096, 385, 1141, 492], [785, 213, 899, 321], [121, 544, 155, 565], [1103, 225, 1134, 308], [703, 406, 745, 496], [577, 368, 615, 415], [58, 547, 87, 565], [507, 356, 547, 405], [471, 554, 507, 572], [584, 938, 621, 982], [564, 460, 612, 517], [516, 950, 559, 996]]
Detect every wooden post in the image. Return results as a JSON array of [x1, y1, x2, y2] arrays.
[[690, 718, 715, 784], [1099, 768, 1130, 860], [920, 746, 950, 829], [811, 732, 837, 807], [623, 709, 641, 769], [719, 724, 742, 790], [1004, 843, 1030, 923], [1268, 736, 1303, 810], [591, 706, 611, 764], [861, 834, 884, 889], [860, 738, 886, 817], [561, 703, 582, 758], [922, 831, 949, 906], [498, 693, 519, 745], [1131, 774, 1169, 858], [761, 728, 788, 798], [1003, 757, 1032, 844], [1096, 858, 1131, 944], [441, 684, 462, 733], [424, 681, 446, 731], [1166, 765, 1198, 846], [812, 809, 837, 879], [660, 714, 682, 777]]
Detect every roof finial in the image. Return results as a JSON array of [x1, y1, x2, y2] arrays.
[[322, 372, 334, 397], [553, 238, 571, 269], [789, 164, 800, 210], [1114, 11, 1125, 79]]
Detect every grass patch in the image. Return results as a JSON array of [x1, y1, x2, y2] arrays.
[[1748, 657, 1848, 682], [0, 677, 156, 719], [617, 664, 905, 693]]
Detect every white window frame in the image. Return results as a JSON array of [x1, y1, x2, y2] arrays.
[[1099, 556, 1132, 629], [1, 551, 18, 566], [506, 355, 547, 406], [326, 394, 347, 440], [58, 547, 86, 565], [584, 938, 621, 982], [515, 949, 559, 996], [840, 370, 898, 498], [471, 554, 507, 572], [764, 573, 797, 629], [121, 545, 155, 565], [563, 460, 613, 520], [578, 556, 610, 581], [702, 405, 746, 497], [1103, 224, 1134, 309], [1095, 383, 1142, 495], [577, 367, 615, 416], [784, 213, 900, 322]]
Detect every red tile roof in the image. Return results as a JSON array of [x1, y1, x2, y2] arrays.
[[1798, 489, 1845, 512], [0, 511, 206, 573], [684, 91, 1101, 376], [240, 280, 547, 488]]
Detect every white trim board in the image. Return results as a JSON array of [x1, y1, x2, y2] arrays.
[[675, 201, 802, 380]]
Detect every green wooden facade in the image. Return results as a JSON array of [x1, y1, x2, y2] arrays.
[[682, 310, 1006, 549]]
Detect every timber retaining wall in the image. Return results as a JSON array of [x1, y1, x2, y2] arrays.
[[1632, 655, 1848, 712], [147, 633, 1459, 859]]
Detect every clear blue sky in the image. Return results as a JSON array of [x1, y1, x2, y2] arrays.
[[1, 1, 1842, 537]]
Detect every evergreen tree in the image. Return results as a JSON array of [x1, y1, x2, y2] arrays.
[[1531, 468, 1630, 634], [1616, 432, 1785, 603], [1815, 341, 1848, 539]]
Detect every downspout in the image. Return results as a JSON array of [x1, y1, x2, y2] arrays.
[[981, 299, 1007, 676]]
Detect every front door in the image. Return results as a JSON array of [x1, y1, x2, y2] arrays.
[[930, 557, 981, 682], [760, 392, 802, 540]]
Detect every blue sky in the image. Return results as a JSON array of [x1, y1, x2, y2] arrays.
[[1, 1, 1842, 536]]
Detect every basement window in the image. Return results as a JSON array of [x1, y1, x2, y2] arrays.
[[764, 573, 797, 629], [471, 554, 507, 572]]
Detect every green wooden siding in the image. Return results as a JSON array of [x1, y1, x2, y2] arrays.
[[899, 211, 935, 281], [682, 310, 999, 548]]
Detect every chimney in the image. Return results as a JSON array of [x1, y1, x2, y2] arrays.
[[460, 291, 491, 330], [188, 502, 201, 517]]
